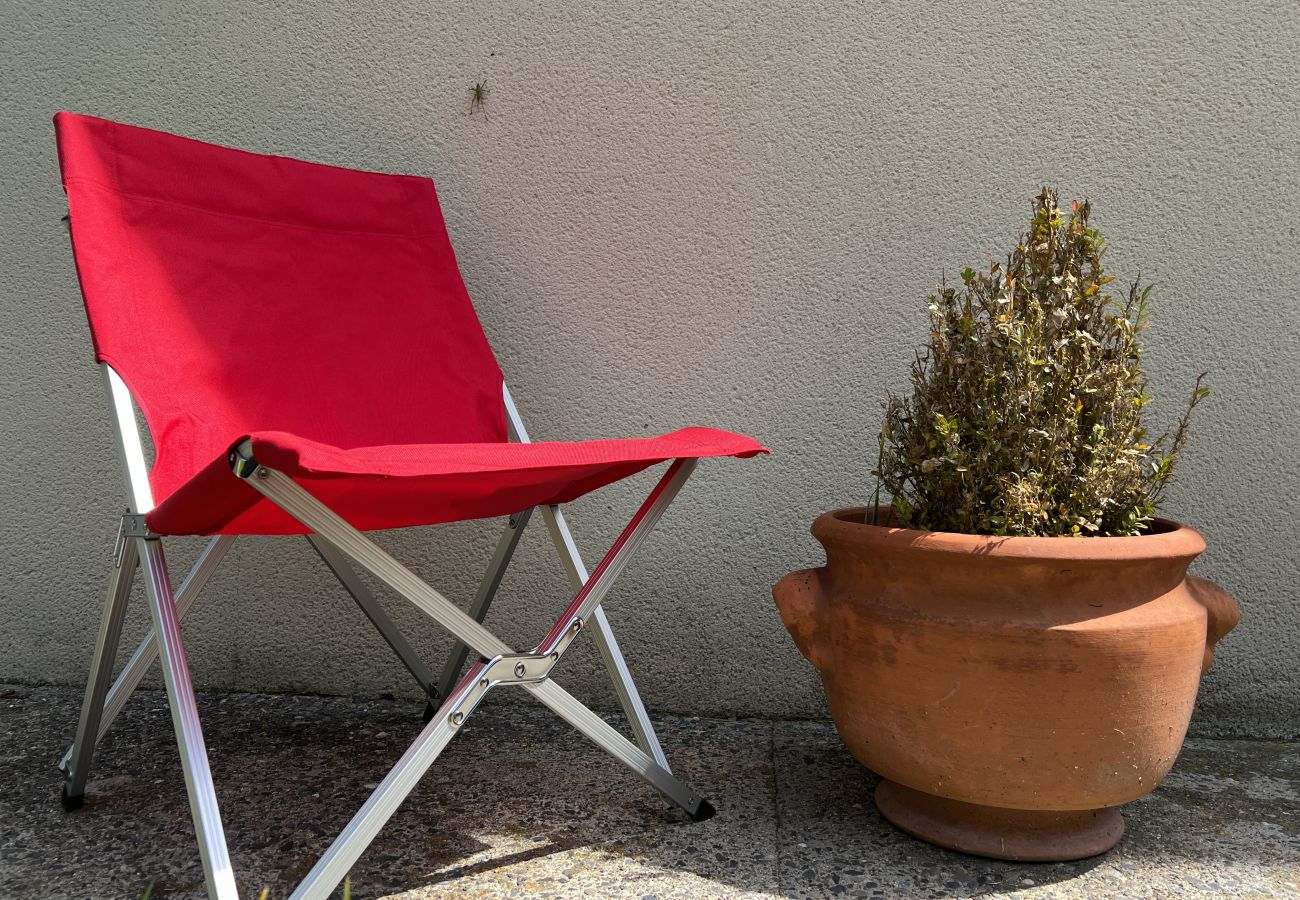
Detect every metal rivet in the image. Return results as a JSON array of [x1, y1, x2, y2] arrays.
[[256, 467, 269, 478], [550, 652, 559, 661], [514, 662, 527, 678], [478, 678, 489, 688], [449, 711, 464, 727], [570, 620, 582, 633]]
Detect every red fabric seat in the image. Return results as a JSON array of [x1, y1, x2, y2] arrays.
[[55, 113, 765, 535], [151, 428, 763, 535]]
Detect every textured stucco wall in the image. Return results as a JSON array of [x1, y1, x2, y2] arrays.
[[1, 1, 1296, 736]]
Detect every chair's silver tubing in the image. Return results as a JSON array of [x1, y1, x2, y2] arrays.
[[526, 679, 707, 816], [541, 505, 671, 771], [435, 506, 533, 701], [534, 459, 696, 653], [307, 535, 437, 699], [59, 535, 235, 775], [288, 662, 489, 900], [503, 384, 672, 770], [139, 537, 238, 899], [242, 462, 511, 662], [103, 366, 154, 514], [241, 454, 693, 670], [241, 452, 712, 898], [590, 607, 670, 767], [62, 520, 138, 805]]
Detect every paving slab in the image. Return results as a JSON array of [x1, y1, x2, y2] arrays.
[[772, 721, 1300, 899], [1, 685, 1296, 898]]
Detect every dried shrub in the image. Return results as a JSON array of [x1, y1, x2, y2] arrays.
[[873, 188, 1207, 537]]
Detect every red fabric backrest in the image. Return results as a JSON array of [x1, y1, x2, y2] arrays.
[[55, 113, 506, 505]]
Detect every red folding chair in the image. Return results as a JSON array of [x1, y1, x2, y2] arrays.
[[53, 112, 766, 899]]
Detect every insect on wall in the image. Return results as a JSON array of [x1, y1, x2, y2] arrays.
[[469, 80, 489, 119]]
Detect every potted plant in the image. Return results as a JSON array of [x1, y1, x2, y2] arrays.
[[773, 189, 1239, 862]]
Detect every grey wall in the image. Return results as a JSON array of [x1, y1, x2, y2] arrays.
[[2, 1, 1296, 736]]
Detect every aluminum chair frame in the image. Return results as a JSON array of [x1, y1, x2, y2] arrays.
[[61, 365, 715, 900]]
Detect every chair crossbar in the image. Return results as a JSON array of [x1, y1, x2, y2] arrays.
[[532, 458, 696, 653], [243, 461, 511, 661], [307, 534, 438, 704], [434, 506, 533, 702]]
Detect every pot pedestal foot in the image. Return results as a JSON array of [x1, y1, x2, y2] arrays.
[[874, 780, 1124, 862]]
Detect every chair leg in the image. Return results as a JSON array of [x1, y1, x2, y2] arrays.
[[307, 534, 439, 713], [541, 505, 671, 769], [287, 662, 491, 900], [139, 536, 238, 899], [588, 606, 672, 769], [434, 507, 533, 704], [59, 535, 234, 776], [62, 518, 138, 809], [527, 678, 715, 820]]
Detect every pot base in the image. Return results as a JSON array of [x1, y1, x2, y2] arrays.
[[874, 780, 1124, 862]]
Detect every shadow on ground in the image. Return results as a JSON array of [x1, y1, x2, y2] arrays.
[[1, 685, 1296, 898]]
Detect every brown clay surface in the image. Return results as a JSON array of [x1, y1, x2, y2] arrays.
[[773, 506, 1240, 859], [874, 779, 1125, 862]]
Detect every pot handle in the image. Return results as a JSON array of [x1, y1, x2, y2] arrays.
[[1185, 575, 1241, 676], [773, 567, 830, 671]]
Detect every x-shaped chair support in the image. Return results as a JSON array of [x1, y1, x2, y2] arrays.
[[240, 451, 710, 898], [61, 371, 715, 900]]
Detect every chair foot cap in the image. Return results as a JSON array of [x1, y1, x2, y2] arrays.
[[60, 784, 84, 812], [690, 799, 717, 822]]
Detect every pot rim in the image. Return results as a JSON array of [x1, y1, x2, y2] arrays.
[[814, 505, 1206, 563]]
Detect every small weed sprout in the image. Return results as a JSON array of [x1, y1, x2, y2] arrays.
[[874, 188, 1207, 537]]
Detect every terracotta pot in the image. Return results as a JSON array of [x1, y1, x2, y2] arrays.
[[773, 507, 1240, 862]]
